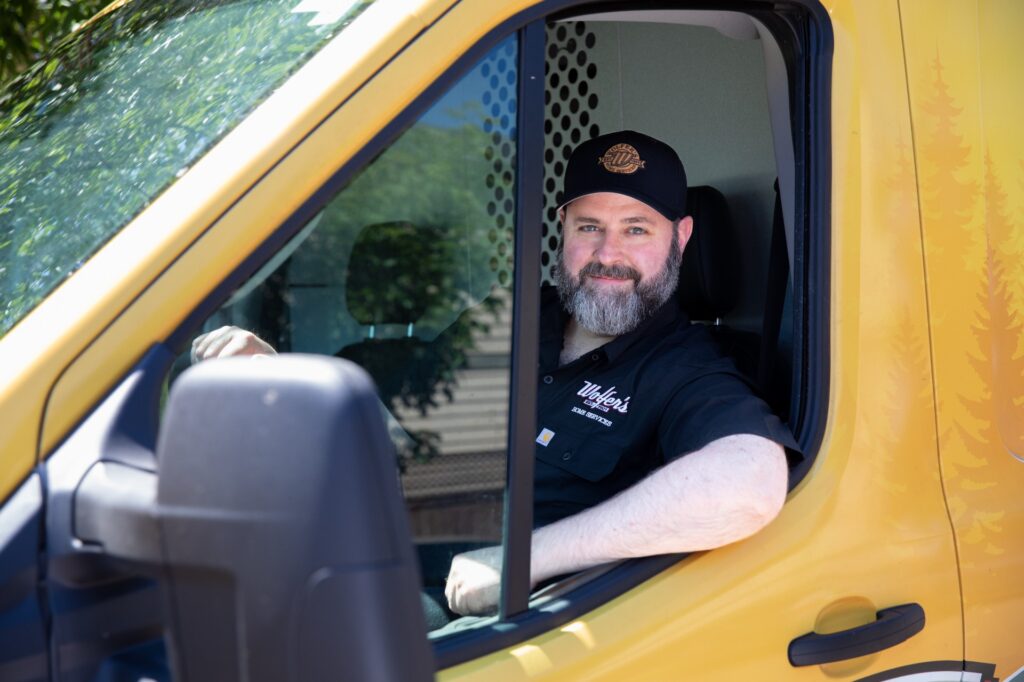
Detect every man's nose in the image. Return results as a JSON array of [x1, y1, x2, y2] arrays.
[[593, 231, 626, 264]]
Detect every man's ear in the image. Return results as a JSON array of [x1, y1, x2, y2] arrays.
[[677, 216, 694, 251]]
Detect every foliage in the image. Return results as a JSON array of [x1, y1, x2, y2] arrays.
[[0, 0, 110, 84], [293, 119, 513, 462], [0, 0, 372, 338]]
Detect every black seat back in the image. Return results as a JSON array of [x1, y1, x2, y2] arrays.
[[677, 185, 760, 381], [678, 185, 741, 322], [338, 221, 458, 413]]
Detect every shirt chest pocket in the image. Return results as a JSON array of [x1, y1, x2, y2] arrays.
[[535, 428, 633, 482]]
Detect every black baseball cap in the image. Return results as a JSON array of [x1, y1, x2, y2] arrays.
[[559, 130, 687, 221]]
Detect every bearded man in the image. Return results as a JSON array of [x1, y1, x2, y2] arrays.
[[443, 130, 798, 617], [192, 131, 798, 622]]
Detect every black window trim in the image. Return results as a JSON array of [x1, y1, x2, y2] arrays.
[[499, 18, 545, 621], [155, 0, 831, 672]]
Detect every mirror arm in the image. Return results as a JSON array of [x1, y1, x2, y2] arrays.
[[74, 461, 161, 563]]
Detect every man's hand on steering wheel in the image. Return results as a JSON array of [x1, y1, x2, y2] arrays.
[[191, 325, 277, 363], [445, 545, 508, 616]]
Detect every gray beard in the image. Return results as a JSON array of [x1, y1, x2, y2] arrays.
[[556, 235, 682, 336]]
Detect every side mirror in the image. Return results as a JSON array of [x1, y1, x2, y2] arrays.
[[77, 355, 433, 681]]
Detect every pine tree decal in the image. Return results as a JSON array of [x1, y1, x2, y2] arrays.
[[984, 153, 1024, 461], [919, 54, 978, 249], [870, 134, 935, 496], [918, 56, 1003, 555]]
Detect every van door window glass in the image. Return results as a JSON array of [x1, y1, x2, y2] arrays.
[[187, 35, 518, 635], [0, 0, 376, 337]]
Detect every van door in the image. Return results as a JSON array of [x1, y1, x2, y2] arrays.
[[438, 3, 963, 679], [901, 0, 1024, 676]]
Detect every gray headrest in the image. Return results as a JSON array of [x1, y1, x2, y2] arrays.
[[345, 221, 450, 326]]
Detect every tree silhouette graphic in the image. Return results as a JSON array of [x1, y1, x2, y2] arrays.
[[918, 56, 1004, 555], [890, 132, 919, 236], [919, 55, 978, 247], [868, 135, 932, 498], [886, 134, 932, 445], [983, 153, 1024, 462], [949, 273, 1005, 555]]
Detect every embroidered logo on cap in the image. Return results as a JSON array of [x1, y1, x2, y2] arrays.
[[598, 143, 646, 174]]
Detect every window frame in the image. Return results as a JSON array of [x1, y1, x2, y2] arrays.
[[500, 18, 545, 620], [435, 0, 832, 667], [159, 0, 831, 670]]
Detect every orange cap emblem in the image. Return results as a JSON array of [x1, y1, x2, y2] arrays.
[[598, 143, 646, 174]]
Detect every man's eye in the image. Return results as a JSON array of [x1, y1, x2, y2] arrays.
[[580, 224, 600, 232], [627, 226, 647, 235]]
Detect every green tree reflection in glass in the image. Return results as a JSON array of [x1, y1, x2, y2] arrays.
[[0, 0, 375, 337]]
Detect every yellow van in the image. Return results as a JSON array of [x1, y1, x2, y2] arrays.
[[0, 0, 1021, 680]]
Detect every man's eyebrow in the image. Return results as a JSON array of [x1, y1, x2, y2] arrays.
[[622, 216, 654, 224], [572, 215, 605, 224]]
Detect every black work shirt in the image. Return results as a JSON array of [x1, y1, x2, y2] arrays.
[[533, 286, 799, 528]]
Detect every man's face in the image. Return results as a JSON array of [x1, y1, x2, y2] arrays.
[[557, 192, 693, 336]]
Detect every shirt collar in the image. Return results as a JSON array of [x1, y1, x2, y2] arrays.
[[601, 295, 689, 363], [539, 286, 568, 370], [539, 285, 690, 368]]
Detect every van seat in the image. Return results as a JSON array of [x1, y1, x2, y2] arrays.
[[678, 185, 760, 382]]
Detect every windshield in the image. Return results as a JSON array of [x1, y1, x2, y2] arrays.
[[0, 0, 375, 338]]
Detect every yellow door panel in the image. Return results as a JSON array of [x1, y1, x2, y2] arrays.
[[443, 0, 963, 678], [901, 0, 1024, 672], [444, 535, 960, 680]]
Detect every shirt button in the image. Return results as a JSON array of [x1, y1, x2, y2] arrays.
[[543, 375, 554, 384], [562, 451, 573, 461], [590, 353, 600, 361]]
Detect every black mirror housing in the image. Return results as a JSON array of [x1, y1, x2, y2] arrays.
[[156, 355, 432, 682]]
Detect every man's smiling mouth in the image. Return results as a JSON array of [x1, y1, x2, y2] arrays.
[[588, 274, 634, 283], [578, 261, 642, 285]]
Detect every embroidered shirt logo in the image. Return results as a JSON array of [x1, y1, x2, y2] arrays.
[[598, 143, 646, 174], [576, 381, 631, 414]]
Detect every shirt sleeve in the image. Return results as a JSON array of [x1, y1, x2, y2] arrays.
[[657, 361, 801, 464]]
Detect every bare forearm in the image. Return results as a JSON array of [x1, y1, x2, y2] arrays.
[[530, 434, 788, 584]]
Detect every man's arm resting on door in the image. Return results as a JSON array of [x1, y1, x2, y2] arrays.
[[445, 433, 788, 616]]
